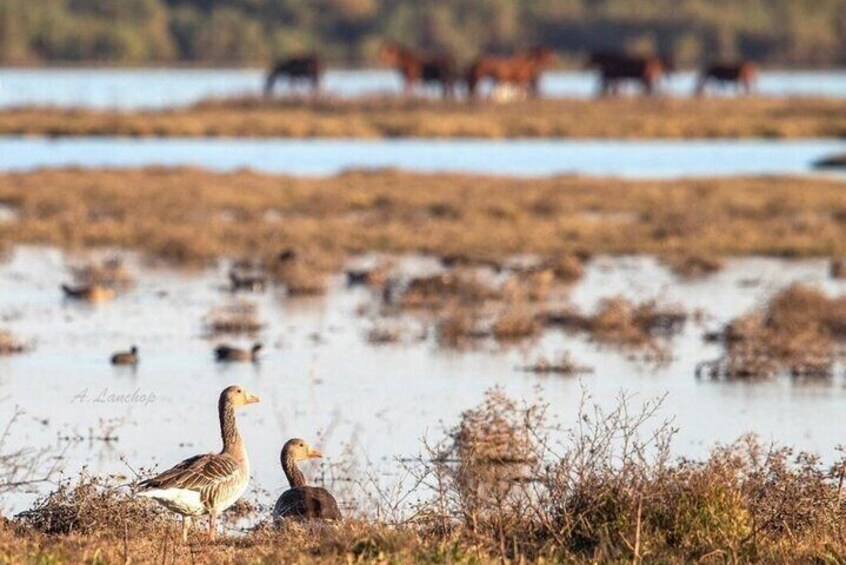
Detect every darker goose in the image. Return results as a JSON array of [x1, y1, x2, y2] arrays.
[[136, 385, 260, 541], [272, 438, 341, 523], [214, 343, 262, 363], [61, 283, 115, 302], [110, 345, 139, 365]]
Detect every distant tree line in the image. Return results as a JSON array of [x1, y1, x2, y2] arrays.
[[1, 0, 844, 67]]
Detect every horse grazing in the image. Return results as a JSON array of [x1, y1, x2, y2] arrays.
[[265, 54, 323, 97], [587, 51, 667, 96], [380, 41, 457, 99], [695, 61, 758, 96], [466, 47, 555, 100]]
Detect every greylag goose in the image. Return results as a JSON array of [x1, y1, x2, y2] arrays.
[[61, 283, 115, 302], [214, 343, 262, 363], [272, 438, 341, 523], [110, 345, 139, 365], [136, 385, 260, 541]]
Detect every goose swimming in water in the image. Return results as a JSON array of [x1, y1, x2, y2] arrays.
[[110, 345, 139, 365], [214, 343, 262, 363], [272, 438, 341, 523], [136, 385, 260, 541], [61, 283, 115, 302]]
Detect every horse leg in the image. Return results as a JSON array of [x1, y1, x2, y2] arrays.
[[264, 73, 276, 97]]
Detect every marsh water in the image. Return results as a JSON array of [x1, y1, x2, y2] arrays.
[[1, 137, 845, 178], [3, 69, 846, 109], [3, 247, 846, 513]]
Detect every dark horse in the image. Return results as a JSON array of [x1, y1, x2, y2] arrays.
[[265, 54, 323, 96], [695, 61, 758, 96], [466, 47, 555, 100], [380, 41, 457, 99], [586, 51, 668, 96]]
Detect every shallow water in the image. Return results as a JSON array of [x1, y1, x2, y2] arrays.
[[2, 247, 846, 514], [1, 136, 844, 178], [2, 69, 846, 109]]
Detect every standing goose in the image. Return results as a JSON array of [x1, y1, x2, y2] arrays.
[[272, 438, 341, 523], [136, 385, 260, 541]]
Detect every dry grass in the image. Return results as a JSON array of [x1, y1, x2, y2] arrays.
[[4, 168, 846, 268], [699, 283, 846, 379], [520, 351, 593, 375], [5, 390, 846, 563], [542, 298, 687, 348], [68, 257, 135, 289], [491, 306, 541, 342], [0, 329, 29, 355], [204, 300, 264, 336], [663, 253, 725, 278], [4, 96, 846, 138]]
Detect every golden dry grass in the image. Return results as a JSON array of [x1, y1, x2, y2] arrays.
[[3, 96, 846, 138], [5, 390, 846, 564], [3, 168, 846, 268]]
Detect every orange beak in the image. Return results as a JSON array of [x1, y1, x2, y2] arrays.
[[245, 393, 261, 405], [308, 448, 323, 459]]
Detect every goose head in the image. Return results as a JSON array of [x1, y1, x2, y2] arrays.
[[221, 385, 261, 408], [282, 438, 323, 462]]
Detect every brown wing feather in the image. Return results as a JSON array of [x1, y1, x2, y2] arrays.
[[138, 453, 240, 493], [273, 486, 341, 521]]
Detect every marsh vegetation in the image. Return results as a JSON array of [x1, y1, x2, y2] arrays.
[[4, 97, 846, 138]]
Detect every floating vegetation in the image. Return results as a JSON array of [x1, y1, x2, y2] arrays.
[[205, 300, 264, 335], [519, 351, 593, 375], [664, 253, 725, 279], [698, 284, 846, 379], [0, 329, 30, 355]]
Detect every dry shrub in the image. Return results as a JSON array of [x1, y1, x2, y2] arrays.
[[16, 474, 168, 536], [401, 272, 499, 309], [664, 253, 724, 279], [831, 258, 846, 279], [5, 392, 846, 563], [205, 300, 264, 335], [271, 261, 327, 296], [436, 305, 487, 348], [520, 351, 593, 375], [502, 268, 554, 302], [69, 257, 135, 289], [406, 390, 846, 562], [541, 298, 687, 353], [366, 322, 402, 344], [491, 307, 540, 342], [0, 329, 29, 355], [700, 284, 846, 378], [588, 298, 687, 346], [548, 253, 585, 283]]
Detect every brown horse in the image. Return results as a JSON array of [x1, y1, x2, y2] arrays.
[[695, 61, 758, 96], [587, 51, 667, 96], [466, 47, 555, 99], [265, 54, 323, 96], [380, 41, 457, 99]]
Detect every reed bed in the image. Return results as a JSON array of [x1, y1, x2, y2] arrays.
[[3, 168, 846, 269], [3, 97, 846, 138]]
